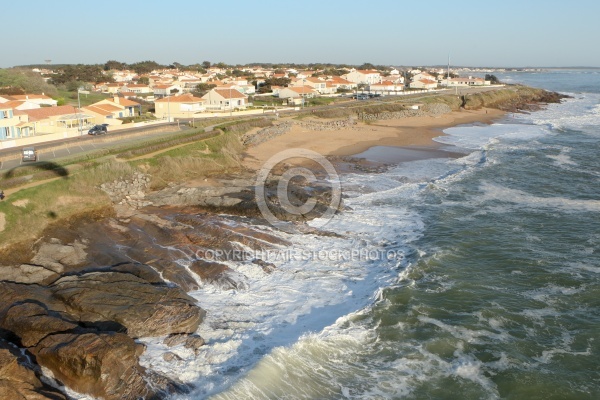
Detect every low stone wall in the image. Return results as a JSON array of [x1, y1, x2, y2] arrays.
[[296, 117, 357, 131], [359, 103, 452, 121], [99, 172, 152, 209]]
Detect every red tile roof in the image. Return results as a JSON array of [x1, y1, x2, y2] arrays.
[[287, 87, 317, 94], [155, 93, 204, 103], [0, 100, 29, 109], [106, 97, 140, 107], [23, 105, 80, 121], [213, 89, 246, 99], [12, 94, 53, 100], [83, 104, 122, 116], [357, 70, 380, 75]]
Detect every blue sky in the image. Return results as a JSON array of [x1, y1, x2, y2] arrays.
[[4, 0, 599, 68]]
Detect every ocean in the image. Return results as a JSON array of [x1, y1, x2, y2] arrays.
[[135, 70, 600, 400]]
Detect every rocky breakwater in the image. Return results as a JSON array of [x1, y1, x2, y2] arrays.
[[100, 172, 152, 209], [0, 233, 206, 399], [242, 121, 293, 146], [358, 103, 452, 121]]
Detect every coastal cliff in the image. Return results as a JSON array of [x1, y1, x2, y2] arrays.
[[0, 84, 567, 399]]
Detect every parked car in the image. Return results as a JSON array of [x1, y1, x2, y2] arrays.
[[22, 147, 37, 162], [88, 124, 108, 135]]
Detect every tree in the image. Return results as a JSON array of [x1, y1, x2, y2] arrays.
[[254, 76, 292, 93], [104, 60, 127, 71], [129, 60, 163, 75], [49, 64, 107, 85], [192, 83, 216, 97], [202, 61, 211, 69], [485, 74, 500, 84], [359, 62, 375, 70], [0, 68, 58, 96], [137, 76, 150, 85]]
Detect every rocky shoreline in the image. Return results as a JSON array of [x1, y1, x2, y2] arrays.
[[0, 172, 340, 399], [0, 86, 568, 399]]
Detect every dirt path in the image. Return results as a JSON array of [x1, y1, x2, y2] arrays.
[[2, 176, 65, 197]]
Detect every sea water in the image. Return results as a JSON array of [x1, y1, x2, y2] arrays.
[[141, 70, 600, 399]]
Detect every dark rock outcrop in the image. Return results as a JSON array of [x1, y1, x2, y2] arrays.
[[0, 278, 196, 399], [0, 339, 67, 400], [33, 332, 153, 400], [51, 271, 205, 338]]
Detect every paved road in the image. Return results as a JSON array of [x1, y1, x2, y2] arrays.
[[0, 123, 191, 172]]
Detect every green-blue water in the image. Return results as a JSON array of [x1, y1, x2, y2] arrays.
[[175, 71, 600, 399]]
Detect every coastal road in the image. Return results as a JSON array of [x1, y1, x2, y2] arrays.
[[0, 123, 191, 173]]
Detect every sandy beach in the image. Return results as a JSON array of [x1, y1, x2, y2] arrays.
[[242, 107, 505, 170]]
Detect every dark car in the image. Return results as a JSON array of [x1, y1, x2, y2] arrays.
[[88, 124, 108, 135], [22, 147, 37, 162]]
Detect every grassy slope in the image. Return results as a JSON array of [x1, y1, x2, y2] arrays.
[[0, 126, 248, 248]]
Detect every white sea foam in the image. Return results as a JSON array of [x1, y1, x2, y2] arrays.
[[417, 316, 510, 344], [434, 123, 551, 151], [516, 92, 600, 133], [478, 182, 600, 213], [546, 147, 578, 166], [138, 167, 440, 398]]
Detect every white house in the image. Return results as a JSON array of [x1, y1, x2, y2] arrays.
[[152, 84, 183, 98], [278, 86, 317, 99], [122, 84, 152, 94], [368, 80, 404, 94], [292, 77, 328, 94], [411, 72, 437, 83], [444, 77, 489, 87], [327, 77, 357, 91], [344, 69, 382, 85], [201, 89, 248, 111], [409, 79, 438, 90], [154, 93, 205, 119]]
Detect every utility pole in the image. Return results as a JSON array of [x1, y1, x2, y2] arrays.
[[77, 87, 83, 136]]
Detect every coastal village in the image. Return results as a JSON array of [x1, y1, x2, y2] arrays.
[[0, 57, 567, 400], [0, 63, 500, 145]]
